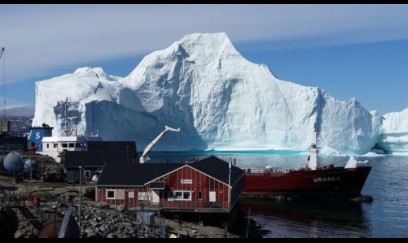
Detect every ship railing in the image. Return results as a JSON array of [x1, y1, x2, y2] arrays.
[[244, 167, 284, 174]]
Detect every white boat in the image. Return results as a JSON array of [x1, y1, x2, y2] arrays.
[[39, 136, 90, 163]]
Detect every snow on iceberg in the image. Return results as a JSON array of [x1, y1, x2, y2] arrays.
[[33, 67, 122, 136], [33, 33, 381, 154]]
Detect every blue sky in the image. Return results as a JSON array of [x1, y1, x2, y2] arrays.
[[1, 4, 407, 115]]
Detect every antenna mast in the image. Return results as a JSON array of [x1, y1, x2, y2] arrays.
[[0, 47, 6, 119], [57, 98, 76, 136], [308, 123, 318, 170]]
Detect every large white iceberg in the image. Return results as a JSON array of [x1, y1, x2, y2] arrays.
[[32, 33, 382, 154], [378, 108, 408, 155]]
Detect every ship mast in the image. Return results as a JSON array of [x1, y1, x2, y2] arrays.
[[57, 98, 76, 136], [308, 123, 318, 170]]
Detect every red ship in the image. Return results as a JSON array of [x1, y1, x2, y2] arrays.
[[243, 124, 372, 200]]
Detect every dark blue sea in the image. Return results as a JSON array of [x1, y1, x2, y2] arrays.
[[148, 151, 408, 238]]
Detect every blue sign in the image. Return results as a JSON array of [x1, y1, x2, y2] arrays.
[[27, 126, 53, 151]]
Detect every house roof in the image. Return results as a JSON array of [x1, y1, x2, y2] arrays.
[[190, 156, 245, 185], [64, 150, 133, 168], [87, 141, 137, 154], [97, 163, 183, 186], [97, 156, 245, 187]]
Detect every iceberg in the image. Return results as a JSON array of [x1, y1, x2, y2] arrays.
[[377, 107, 408, 155], [32, 33, 382, 154]]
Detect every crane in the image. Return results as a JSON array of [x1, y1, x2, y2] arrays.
[[139, 125, 180, 163]]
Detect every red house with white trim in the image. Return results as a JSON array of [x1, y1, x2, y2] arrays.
[[96, 156, 245, 213]]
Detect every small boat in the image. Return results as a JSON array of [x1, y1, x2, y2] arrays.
[[242, 124, 372, 200]]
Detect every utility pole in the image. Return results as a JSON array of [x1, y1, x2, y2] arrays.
[[0, 47, 5, 119], [28, 159, 33, 181], [78, 165, 82, 232], [228, 158, 231, 210], [246, 208, 250, 238]]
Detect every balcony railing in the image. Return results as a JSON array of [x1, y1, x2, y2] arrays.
[[131, 200, 229, 210]]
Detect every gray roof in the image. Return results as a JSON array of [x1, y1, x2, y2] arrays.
[[87, 141, 137, 154], [97, 156, 245, 187], [190, 156, 245, 185], [64, 150, 133, 168], [97, 163, 182, 186]]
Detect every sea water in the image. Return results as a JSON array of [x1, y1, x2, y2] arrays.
[[148, 151, 408, 238]]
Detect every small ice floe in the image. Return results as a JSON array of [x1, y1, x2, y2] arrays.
[[344, 156, 368, 169], [350, 195, 374, 203]]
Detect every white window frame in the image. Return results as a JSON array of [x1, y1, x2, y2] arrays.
[[173, 190, 192, 201], [138, 192, 149, 201], [106, 189, 116, 199]]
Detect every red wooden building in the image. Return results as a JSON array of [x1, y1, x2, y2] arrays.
[[96, 156, 245, 213]]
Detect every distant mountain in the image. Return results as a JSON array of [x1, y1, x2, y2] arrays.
[[2, 105, 35, 117], [32, 33, 382, 154]]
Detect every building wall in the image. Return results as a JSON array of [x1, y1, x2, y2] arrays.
[[96, 187, 149, 209], [96, 165, 240, 211], [160, 166, 229, 209], [66, 168, 99, 182], [230, 173, 244, 207]]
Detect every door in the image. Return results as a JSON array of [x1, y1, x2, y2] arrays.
[[128, 191, 135, 208], [209, 191, 216, 202], [151, 190, 160, 204]]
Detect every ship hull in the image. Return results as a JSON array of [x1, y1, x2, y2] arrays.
[[243, 166, 372, 199]]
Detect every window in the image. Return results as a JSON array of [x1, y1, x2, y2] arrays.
[[138, 192, 148, 201], [198, 192, 202, 200], [61, 143, 68, 148], [172, 190, 191, 201], [106, 189, 115, 199], [84, 170, 91, 178], [53, 143, 58, 148], [69, 143, 75, 148], [46, 143, 49, 148], [116, 189, 125, 200], [168, 192, 175, 201]]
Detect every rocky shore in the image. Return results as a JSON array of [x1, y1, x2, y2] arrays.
[[12, 203, 247, 238], [79, 206, 164, 238]]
